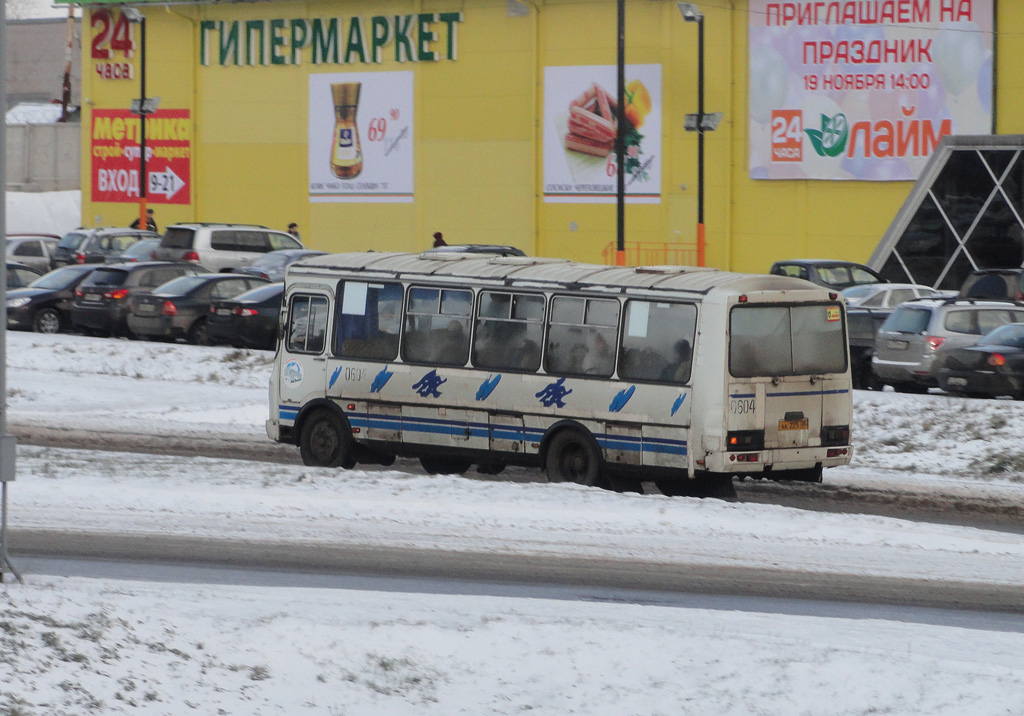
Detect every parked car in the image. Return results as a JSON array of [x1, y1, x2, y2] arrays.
[[71, 262, 204, 337], [51, 227, 160, 269], [6, 261, 43, 289], [841, 282, 942, 308], [872, 298, 1024, 392], [232, 249, 327, 282], [6, 264, 98, 334], [206, 282, 284, 350], [770, 259, 884, 289], [938, 323, 1024, 399], [128, 273, 270, 345], [152, 223, 304, 273], [5, 233, 60, 273], [424, 244, 527, 257], [105, 237, 162, 264], [958, 268, 1024, 301]]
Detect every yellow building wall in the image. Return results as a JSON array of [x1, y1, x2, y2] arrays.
[[78, 0, 1014, 270]]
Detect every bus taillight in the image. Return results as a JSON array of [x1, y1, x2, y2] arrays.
[[820, 425, 850, 446], [726, 430, 764, 451]]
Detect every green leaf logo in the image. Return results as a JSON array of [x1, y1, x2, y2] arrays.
[[805, 113, 849, 158]]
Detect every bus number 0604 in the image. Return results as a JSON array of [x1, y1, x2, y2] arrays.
[[730, 398, 755, 414]]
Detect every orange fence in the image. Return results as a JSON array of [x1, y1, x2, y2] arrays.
[[601, 241, 699, 267]]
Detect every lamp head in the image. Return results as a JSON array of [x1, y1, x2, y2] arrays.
[[122, 6, 144, 23], [678, 2, 702, 21]]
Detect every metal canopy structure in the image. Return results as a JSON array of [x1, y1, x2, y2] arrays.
[[869, 135, 1024, 291]]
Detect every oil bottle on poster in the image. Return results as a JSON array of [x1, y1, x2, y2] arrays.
[[330, 82, 363, 179]]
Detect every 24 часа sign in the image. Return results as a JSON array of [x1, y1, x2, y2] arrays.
[[749, 0, 992, 181]]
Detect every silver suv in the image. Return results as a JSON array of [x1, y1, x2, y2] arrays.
[[872, 298, 1024, 392], [152, 223, 304, 273]]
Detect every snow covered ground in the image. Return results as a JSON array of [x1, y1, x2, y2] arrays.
[[2, 331, 1024, 714]]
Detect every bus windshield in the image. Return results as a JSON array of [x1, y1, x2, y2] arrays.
[[729, 304, 846, 377]]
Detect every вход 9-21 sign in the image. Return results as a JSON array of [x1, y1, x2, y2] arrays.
[[90, 109, 192, 205]]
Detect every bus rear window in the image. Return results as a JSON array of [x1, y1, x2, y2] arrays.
[[729, 304, 846, 377]]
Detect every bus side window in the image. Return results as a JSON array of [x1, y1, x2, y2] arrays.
[[288, 294, 330, 354], [473, 292, 545, 372], [403, 286, 472, 366], [545, 296, 619, 378], [336, 281, 402, 361], [618, 300, 697, 384]]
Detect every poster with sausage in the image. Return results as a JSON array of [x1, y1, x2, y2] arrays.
[[543, 65, 662, 203], [308, 71, 414, 203]]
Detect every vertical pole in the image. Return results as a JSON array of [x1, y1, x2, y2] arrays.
[[615, 0, 626, 266], [137, 17, 148, 230], [695, 16, 706, 268], [1, 0, 25, 584], [59, 6, 75, 122]]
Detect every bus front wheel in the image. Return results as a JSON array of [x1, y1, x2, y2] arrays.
[[545, 429, 603, 487], [299, 409, 355, 468]]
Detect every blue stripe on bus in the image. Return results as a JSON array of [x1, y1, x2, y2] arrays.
[[729, 389, 850, 399], [340, 410, 686, 456], [768, 389, 850, 397]]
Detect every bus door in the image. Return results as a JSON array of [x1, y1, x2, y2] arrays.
[[278, 292, 332, 411]]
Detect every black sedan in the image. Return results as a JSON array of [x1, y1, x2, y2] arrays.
[[938, 323, 1024, 399], [127, 274, 270, 345], [6, 264, 98, 333], [207, 282, 284, 350], [232, 249, 327, 282], [6, 261, 43, 290]]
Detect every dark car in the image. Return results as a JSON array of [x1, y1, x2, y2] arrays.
[[6, 264, 98, 334], [232, 249, 327, 282], [770, 259, 885, 289], [5, 234, 60, 273], [51, 227, 160, 269], [127, 273, 270, 345], [6, 262, 43, 290], [958, 268, 1024, 301], [105, 237, 162, 264], [424, 244, 527, 257], [206, 282, 284, 350], [71, 262, 204, 337], [938, 323, 1024, 399]]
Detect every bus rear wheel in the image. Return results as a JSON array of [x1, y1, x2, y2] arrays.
[[299, 409, 355, 468], [545, 429, 604, 487]]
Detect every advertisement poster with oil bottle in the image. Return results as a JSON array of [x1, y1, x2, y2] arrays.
[[308, 71, 414, 202], [542, 64, 662, 203]]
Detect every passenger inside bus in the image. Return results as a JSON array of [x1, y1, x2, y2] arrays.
[[581, 332, 614, 375], [661, 338, 692, 383]]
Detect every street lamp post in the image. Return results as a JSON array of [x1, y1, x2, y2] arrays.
[[0, 0, 24, 584], [615, 0, 626, 266], [124, 8, 154, 231], [678, 3, 722, 268]]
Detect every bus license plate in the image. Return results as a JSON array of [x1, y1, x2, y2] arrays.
[[779, 419, 809, 431]]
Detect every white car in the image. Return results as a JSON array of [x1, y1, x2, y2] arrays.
[[152, 223, 304, 273], [841, 282, 943, 309]]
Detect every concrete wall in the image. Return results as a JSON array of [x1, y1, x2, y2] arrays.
[[5, 17, 82, 106], [5, 123, 81, 191]]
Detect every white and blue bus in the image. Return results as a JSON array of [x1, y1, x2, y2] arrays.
[[267, 252, 853, 496]]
